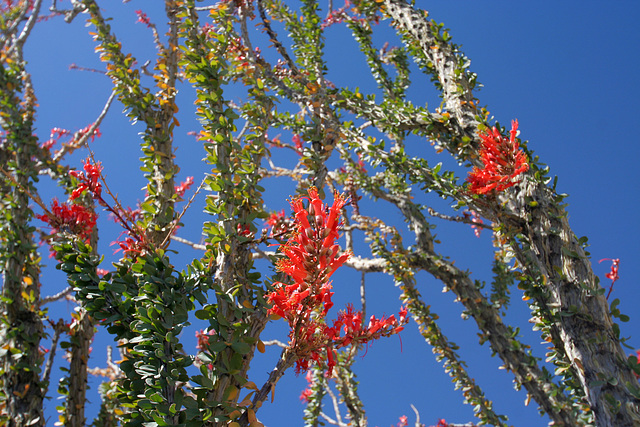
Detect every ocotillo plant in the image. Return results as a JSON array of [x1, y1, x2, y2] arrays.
[[0, 1, 637, 427]]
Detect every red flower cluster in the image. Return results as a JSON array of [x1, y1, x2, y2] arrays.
[[36, 199, 97, 242], [299, 370, 314, 402], [599, 258, 620, 299], [267, 188, 407, 375], [112, 236, 145, 257], [265, 209, 290, 237], [195, 329, 217, 351], [467, 120, 529, 195], [174, 176, 194, 199], [602, 258, 620, 284], [42, 124, 101, 150], [135, 10, 151, 27], [324, 304, 407, 350], [69, 159, 103, 200], [292, 134, 303, 154], [394, 415, 408, 427]]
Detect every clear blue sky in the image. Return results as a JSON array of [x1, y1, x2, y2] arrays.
[[23, 2, 640, 426]]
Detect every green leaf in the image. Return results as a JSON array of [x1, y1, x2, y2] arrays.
[[231, 341, 250, 354]]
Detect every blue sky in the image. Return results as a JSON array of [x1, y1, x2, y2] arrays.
[[21, 1, 640, 426]]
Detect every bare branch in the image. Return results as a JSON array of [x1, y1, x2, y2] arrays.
[[238, 349, 297, 427], [52, 90, 117, 163], [325, 384, 346, 427], [410, 404, 423, 427], [170, 235, 206, 251], [161, 176, 207, 248], [40, 286, 73, 306], [51, 0, 88, 23], [12, 0, 44, 55], [41, 319, 66, 391], [262, 339, 288, 349], [427, 207, 493, 230]]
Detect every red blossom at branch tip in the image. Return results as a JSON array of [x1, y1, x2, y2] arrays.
[[175, 176, 194, 199], [299, 371, 314, 402], [467, 120, 529, 195], [111, 236, 145, 257], [69, 159, 103, 200], [195, 329, 216, 351], [599, 258, 620, 299], [394, 415, 408, 427], [267, 188, 407, 375], [42, 124, 101, 150], [265, 209, 291, 237], [292, 134, 303, 154], [135, 10, 151, 27]]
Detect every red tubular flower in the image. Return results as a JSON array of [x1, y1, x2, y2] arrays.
[[467, 120, 529, 195], [266, 189, 351, 323]]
